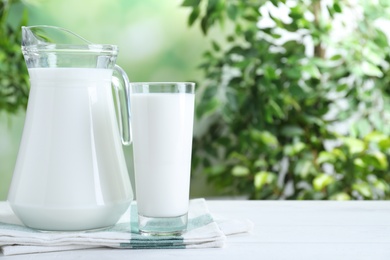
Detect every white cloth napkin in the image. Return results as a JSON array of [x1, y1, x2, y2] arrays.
[[0, 199, 253, 256]]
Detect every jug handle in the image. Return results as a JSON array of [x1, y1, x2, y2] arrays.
[[112, 65, 132, 146]]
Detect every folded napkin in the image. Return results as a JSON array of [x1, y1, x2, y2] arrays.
[[0, 199, 253, 256]]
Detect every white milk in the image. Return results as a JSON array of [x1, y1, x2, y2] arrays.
[[8, 68, 133, 231], [131, 93, 194, 218]]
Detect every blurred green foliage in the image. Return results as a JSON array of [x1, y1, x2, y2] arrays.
[[184, 0, 390, 200], [0, 0, 29, 114]]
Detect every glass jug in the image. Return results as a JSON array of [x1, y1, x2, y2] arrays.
[[7, 26, 133, 231]]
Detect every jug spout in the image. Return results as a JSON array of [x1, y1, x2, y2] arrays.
[[22, 25, 93, 48], [21, 25, 118, 69], [21, 26, 39, 47]]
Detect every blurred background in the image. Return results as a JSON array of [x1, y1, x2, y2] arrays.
[[2, 0, 390, 201]]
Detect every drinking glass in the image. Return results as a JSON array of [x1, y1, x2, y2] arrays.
[[130, 82, 195, 235]]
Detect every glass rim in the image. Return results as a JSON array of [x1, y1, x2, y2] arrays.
[[130, 82, 195, 86], [130, 82, 195, 94]]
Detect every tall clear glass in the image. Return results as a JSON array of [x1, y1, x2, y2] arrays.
[[130, 82, 195, 235], [7, 26, 133, 231]]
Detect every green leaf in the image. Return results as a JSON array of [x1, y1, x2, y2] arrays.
[[229, 151, 251, 164], [327, 5, 335, 18], [294, 160, 313, 178], [280, 126, 304, 137], [202, 85, 218, 99], [361, 61, 383, 77], [211, 41, 220, 52], [205, 165, 227, 176], [354, 158, 366, 168], [250, 130, 279, 147], [342, 137, 366, 154], [330, 192, 351, 200], [302, 64, 321, 79], [373, 28, 389, 49], [188, 7, 200, 26], [352, 182, 372, 198], [333, 2, 342, 13], [374, 179, 389, 192], [285, 142, 306, 156], [269, 0, 279, 6], [227, 4, 238, 20], [289, 5, 304, 20], [200, 16, 209, 35], [379, 138, 390, 150], [269, 100, 285, 119], [317, 151, 335, 164], [271, 32, 282, 39], [253, 159, 268, 169], [285, 67, 302, 80], [231, 165, 250, 177], [332, 148, 347, 161], [364, 131, 387, 143], [336, 83, 348, 92], [363, 151, 388, 170], [264, 65, 278, 80], [363, 47, 383, 66], [254, 171, 276, 190], [227, 35, 235, 42], [355, 118, 371, 137], [313, 174, 335, 191], [330, 54, 343, 61], [196, 98, 220, 118], [182, 0, 201, 7]]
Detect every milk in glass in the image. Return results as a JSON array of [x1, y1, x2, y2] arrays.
[[130, 93, 194, 217]]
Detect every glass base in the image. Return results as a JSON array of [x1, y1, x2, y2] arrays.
[[138, 213, 188, 236]]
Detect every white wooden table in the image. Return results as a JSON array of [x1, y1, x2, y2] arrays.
[[1, 200, 390, 259]]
